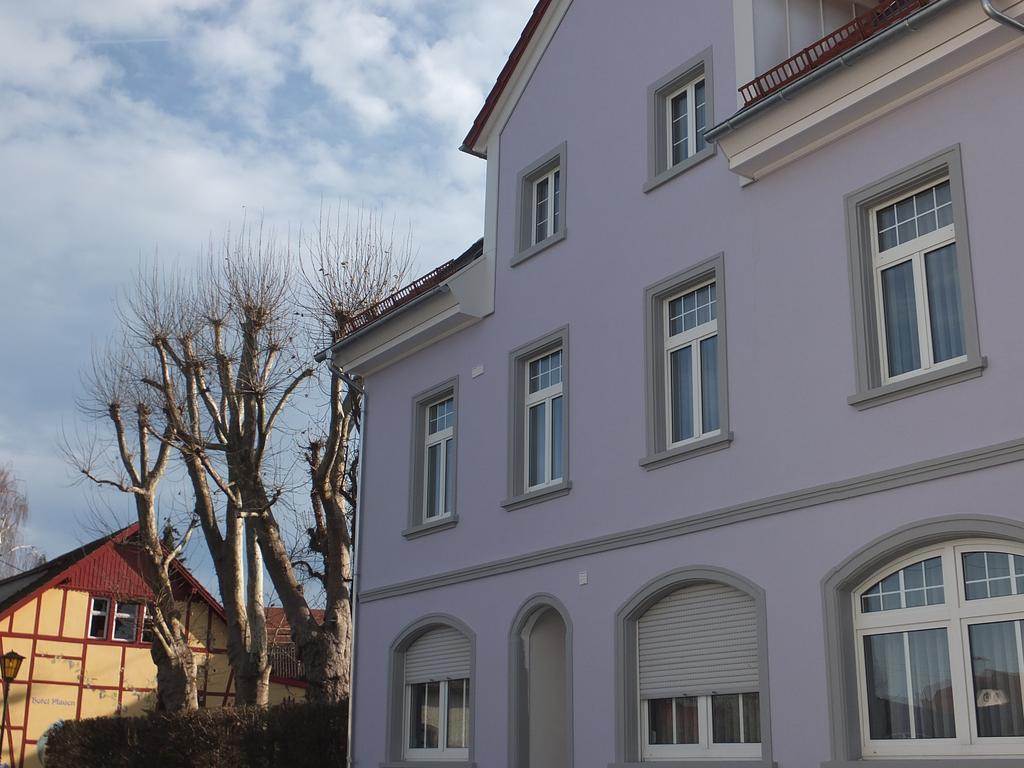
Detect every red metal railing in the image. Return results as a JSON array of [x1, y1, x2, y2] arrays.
[[739, 0, 933, 107], [340, 240, 483, 337]]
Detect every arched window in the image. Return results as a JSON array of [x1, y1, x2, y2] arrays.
[[615, 567, 772, 765], [387, 616, 474, 765], [852, 539, 1024, 758]]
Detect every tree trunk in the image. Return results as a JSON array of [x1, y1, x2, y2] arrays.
[[296, 613, 351, 703], [151, 634, 199, 711]]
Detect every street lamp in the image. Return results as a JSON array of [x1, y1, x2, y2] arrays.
[[0, 651, 24, 761]]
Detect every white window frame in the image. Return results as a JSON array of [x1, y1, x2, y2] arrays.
[[531, 167, 561, 246], [663, 279, 719, 450], [664, 76, 706, 171], [854, 539, 1024, 758], [640, 693, 761, 760], [868, 177, 964, 385], [524, 349, 564, 492], [141, 603, 156, 644], [403, 678, 470, 762], [422, 396, 455, 523], [112, 601, 141, 643], [88, 596, 110, 640]]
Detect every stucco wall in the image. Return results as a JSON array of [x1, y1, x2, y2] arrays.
[[352, 1, 1024, 766]]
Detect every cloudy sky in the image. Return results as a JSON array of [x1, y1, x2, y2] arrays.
[[0, 0, 534, 580]]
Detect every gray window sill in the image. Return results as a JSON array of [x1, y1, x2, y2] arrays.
[[640, 431, 733, 471], [643, 146, 716, 194], [848, 356, 986, 411], [511, 228, 566, 267], [611, 761, 775, 768], [501, 480, 572, 511], [823, 760, 1023, 767], [382, 762, 475, 768], [402, 515, 458, 540]]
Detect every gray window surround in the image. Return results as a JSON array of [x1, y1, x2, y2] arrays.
[[502, 326, 571, 511], [611, 566, 774, 768], [384, 614, 477, 768], [404, 377, 459, 540], [821, 514, 1024, 768], [845, 144, 984, 411], [641, 253, 732, 471], [513, 142, 568, 267], [507, 594, 574, 768], [644, 47, 716, 194]]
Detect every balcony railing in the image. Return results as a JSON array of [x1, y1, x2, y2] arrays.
[[739, 0, 934, 107], [340, 239, 483, 337]]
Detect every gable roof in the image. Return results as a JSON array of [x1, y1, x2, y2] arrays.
[[0, 523, 225, 623], [460, 0, 554, 157]]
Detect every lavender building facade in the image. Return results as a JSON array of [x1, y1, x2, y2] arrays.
[[324, 1, 1024, 766]]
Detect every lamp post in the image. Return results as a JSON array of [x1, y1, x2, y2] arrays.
[[0, 651, 24, 764]]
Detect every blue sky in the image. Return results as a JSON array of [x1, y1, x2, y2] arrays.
[[0, 0, 534, 592]]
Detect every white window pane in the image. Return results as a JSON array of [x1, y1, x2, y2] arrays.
[[446, 679, 470, 749], [861, 556, 944, 613], [969, 621, 1024, 737], [925, 244, 964, 364], [528, 402, 547, 487], [670, 90, 688, 166], [550, 395, 563, 482], [409, 682, 440, 749], [89, 598, 109, 639], [444, 438, 455, 516], [694, 79, 707, 153], [713, 692, 760, 744], [426, 443, 443, 519], [669, 347, 694, 443], [700, 336, 719, 434], [535, 177, 550, 243], [863, 629, 955, 740], [881, 260, 921, 377], [648, 698, 675, 745], [113, 603, 140, 641], [552, 170, 561, 234]]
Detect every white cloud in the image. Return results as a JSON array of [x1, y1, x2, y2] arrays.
[[0, 0, 536, 565]]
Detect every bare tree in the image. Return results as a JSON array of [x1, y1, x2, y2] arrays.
[[295, 207, 413, 699], [119, 262, 273, 706], [65, 345, 199, 711], [0, 464, 43, 578]]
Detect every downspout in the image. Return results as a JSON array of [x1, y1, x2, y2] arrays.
[[980, 0, 1024, 32], [326, 358, 366, 768]]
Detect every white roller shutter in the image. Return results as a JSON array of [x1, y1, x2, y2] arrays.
[[405, 626, 471, 684], [638, 582, 758, 699]]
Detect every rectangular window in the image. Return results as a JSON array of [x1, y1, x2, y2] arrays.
[[504, 328, 570, 510], [112, 602, 141, 642], [642, 255, 731, 470], [407, 379, 459, 537], [526, 350, 564, 490], [514, 143, 567, 265], [665, 281, 719, 446], [646, 48, 714, 192], [532, 168, 561, 246], [88, 596, 110, 640], [424, 396, 456, 521], [872, 179, 963, 382], [846, 146, 983, 409]]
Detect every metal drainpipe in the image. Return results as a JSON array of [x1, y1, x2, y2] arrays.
[[980, 0, 1024, 33], [327, 358, 366, 768]]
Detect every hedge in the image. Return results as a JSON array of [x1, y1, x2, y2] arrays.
[[43, 701, 347, 768]]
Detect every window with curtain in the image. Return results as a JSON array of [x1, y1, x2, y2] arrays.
[[404, 626, 471, 760], [871, 178, 965, 383], [423, 395, 456, 522], [525, 349, 564, 491], [664, 280, 719, 448], [854, 540, 1024, 758], [637, 582, 762, 760]]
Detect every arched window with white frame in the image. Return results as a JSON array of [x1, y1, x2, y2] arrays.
[[853, 539, 1024, 758]]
